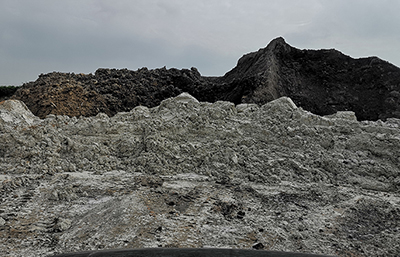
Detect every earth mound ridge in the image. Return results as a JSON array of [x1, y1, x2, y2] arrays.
[[9, 37, 400, 121], [0, 94, 399, 256]]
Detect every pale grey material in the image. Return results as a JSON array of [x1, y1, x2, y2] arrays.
[[0, 94, 399, 256]]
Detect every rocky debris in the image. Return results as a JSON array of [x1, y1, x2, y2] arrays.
[[0, 93, 399, 257], [9, 38, 400, 121]]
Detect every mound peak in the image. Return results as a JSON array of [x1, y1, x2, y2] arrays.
[[9, 37, 400, 121]]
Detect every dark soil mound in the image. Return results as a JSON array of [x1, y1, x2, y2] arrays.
[[225, 37, 400, 121], [0, 86, 19, 101], [10, 37, 400, 120], [11, 67, 227, 119]]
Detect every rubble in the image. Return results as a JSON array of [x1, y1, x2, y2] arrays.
[[0, 94, 399, 256]]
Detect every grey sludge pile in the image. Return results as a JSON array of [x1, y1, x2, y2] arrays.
[[0, 93, 399, 257]]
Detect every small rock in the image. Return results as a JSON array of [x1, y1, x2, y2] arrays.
[[53, 218, 72, 232], [252, 242, 264, 250]]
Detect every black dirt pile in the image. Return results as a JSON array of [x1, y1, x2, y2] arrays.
[[10, 67, 228, 119], [222, 37, 400, 121], [0, 86, 19, 101], [10, 37, 400, 120]]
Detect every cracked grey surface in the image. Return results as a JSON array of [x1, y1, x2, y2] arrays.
[[0, 93, 399, 256]]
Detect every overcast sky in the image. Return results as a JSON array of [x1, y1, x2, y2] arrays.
[[1, 0, 400, 86]]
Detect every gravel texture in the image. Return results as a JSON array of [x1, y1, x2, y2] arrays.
[[1, 94, 399, 256]]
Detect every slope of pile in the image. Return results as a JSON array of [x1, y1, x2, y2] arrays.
[[9, 38, 400, 121], [9, 67, 217, 119], [0, 94, 399, 256], [224, 37, 400, 121]]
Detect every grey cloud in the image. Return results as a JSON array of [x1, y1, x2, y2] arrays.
[[284, 0, 400, 65], [1, 0, 400, 85]]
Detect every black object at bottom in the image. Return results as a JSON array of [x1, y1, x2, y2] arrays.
[[50, 248, 335, 257]]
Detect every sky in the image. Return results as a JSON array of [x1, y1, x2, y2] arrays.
[[1, 0, 400, 86]]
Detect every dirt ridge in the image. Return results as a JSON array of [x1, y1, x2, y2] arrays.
[[9, 37, 400, 121]]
